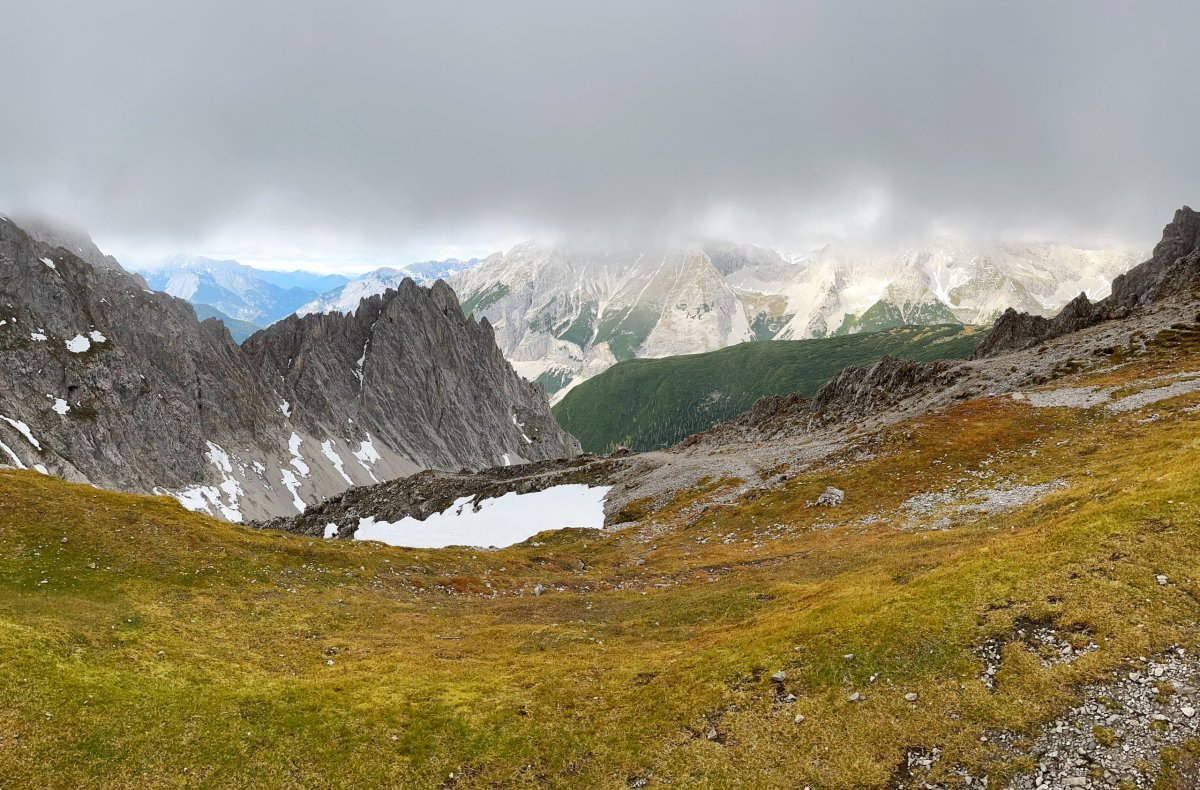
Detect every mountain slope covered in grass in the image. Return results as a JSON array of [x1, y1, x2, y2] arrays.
[[553, 325, 981, 453], [4, 323, 1200, 786]]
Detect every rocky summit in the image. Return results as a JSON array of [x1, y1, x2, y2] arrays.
[[0, 215, 578, 522], [973, 206, 1200, 358]]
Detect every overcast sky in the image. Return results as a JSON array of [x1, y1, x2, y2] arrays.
[[2, 1, 1196, 272]]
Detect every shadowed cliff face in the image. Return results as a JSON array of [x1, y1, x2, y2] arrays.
[[973, 207, 1200, 358], [0, 215, 578, 521]]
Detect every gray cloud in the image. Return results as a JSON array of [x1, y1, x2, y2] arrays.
[[2, 0, 1196, 262]]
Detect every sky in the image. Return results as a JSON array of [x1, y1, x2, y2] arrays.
[[1, 1, 1197, 273]]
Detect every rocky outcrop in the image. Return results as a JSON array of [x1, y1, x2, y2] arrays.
[[260, 455, 623, 538], [0, 216, 578, 521], [810, 356, 963, 420], [974, 207, 1200, 358]]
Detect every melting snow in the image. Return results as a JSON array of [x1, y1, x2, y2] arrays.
[[280, 469, 306, 513], [0, 415, 41, 449], [501, 453, 512, 466], [512, 413, 533, 444], [65, 334, 91, 353], [41, 257, 56, 270], [324, 523, 339, 539], [170, 442, 245, 521], [354, 484, 610, 549], [0, 439, 25, 469], [279, 400, 291, 418], [49, 397, 69, 415], [352, 435, 381, 482], [30, 332, 47, 341], [87, 330, 107, 343], [354, 340, 369, 388], [287, 432, 310, 476], [320, 439, 353, 484], [33, 464, 48, 475]]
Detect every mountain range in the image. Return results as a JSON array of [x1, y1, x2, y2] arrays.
[[446, 239, 1142, 401], [0, 217, 577, 522], [137, 255, 481, 340]]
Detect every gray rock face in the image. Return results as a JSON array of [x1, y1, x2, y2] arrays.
[[0, 216, 578, 521], [974, 206, 1200, 357]]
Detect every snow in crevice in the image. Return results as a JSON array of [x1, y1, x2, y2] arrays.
[[320, 439, 353, 484], [41, 257, 56, 270], [354, 339, 370, 389], [352, 434, 381, 482], [512, 412, 534, 444], [0, 439, 26, 469], [280, 468, 306, 513], [287, 432, 310, 476], [0, 415, 41, 449], [501, 453, 512, 466], [279, 400, 291, 418], [354, 484, 610, 549]]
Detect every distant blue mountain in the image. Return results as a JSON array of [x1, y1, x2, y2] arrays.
[[138, 256, 328, 325]]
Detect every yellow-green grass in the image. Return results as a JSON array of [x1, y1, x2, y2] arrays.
[[3, 351, 1200, 787]]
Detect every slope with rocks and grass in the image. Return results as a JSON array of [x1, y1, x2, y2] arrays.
[[6, 291, 1200, 786], [552, 324, 981, 453]]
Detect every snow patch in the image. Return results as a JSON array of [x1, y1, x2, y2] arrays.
[[280, 469, 306, 513], [324, 523, 339, 539], [87, 330, 107, 343], [320, 439, 354, 484], [0, 439, 25, 469], [49, 397, 69, 415], [512, 412, 533, 444], [287, 432, 310, 476], [0, 415, 41, 449], [279, 400, 291, 418], [41, 257, 56, 270], [352, 435, 381, 482], [30, 332, 47, 342], [355, 484, 610, 549], [65, 334, 91, 353]]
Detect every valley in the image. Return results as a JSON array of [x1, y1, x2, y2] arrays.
[[2, 207, 1195, 787]]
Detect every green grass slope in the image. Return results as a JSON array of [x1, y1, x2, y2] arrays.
[[553, 325, 982, 453]]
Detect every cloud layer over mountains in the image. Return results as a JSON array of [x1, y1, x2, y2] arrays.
[[2, 1, 1196, 258]]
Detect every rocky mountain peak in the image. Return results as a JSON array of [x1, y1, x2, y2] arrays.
[[0, 217, 578, 521], [974, 207, 1200, 358]]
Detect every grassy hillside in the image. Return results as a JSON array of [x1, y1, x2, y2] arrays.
[[553, 325, 981, 453], [3, 327, 1200, 787]]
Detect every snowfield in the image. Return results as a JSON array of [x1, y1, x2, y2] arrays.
[[354, 484, 610, 549]]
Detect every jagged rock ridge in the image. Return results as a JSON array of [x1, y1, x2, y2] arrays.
[[0, 216, 578, 521], [974, 207, 1200, 357]]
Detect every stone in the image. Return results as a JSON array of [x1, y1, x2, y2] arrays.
[[848, 692, 861, 703], [904, 692, 919, 702], [793, 714, 805, 724], [1183, 706, 1196, 718], [816, 487, 845, 507], [1157, 575, 1170, 586], [770, 670, 786, 683]]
